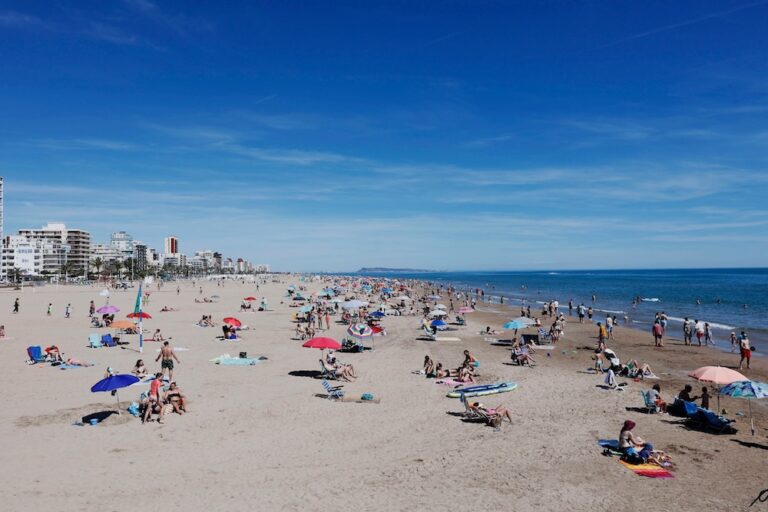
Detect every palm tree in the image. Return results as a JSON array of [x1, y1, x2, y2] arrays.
[[91, 257, 104, 281], [8, 267, 23, 285]]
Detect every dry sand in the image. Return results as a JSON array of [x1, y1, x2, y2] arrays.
[[0, 278, 765, 511]]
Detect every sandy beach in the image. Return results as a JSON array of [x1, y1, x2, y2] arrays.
[[1, 277, 765, 511]]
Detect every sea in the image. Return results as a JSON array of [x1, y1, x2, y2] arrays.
[[355, 268, 768, 354]]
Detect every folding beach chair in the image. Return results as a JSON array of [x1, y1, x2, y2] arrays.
[[101, 334, 117, 347], [26, 345, 46, 364], [321, 379, 344, 400], [641, 391, 659, 414], [319, 360, 337, 380], [88, 334, 103, 348]]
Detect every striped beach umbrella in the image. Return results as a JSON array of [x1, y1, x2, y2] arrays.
[[719, 380, 768, 436], [347, 323, 373, 338]]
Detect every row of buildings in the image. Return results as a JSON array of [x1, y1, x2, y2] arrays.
[[0, 177, 268, 280], [1, 224, 269, 279]]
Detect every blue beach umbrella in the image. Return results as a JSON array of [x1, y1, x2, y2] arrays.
[[91, 374, 140, 414], [503, 321, 525, 330], [719, 380, 768, 435], [369, 311, 385, 318], [299, 305, 312, 313], [430, 319, 447, 327]]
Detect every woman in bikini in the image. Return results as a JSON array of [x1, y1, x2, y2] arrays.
[[164, 382, 187, 414]]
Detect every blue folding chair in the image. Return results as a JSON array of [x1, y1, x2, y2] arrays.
[[321, 379, 344, 400]]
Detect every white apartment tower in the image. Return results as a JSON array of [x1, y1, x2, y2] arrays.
[[164, 236, 179, 255]]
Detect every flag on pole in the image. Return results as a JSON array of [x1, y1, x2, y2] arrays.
[[135, 284, 144, 353]]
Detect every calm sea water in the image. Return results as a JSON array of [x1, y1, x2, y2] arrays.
[[356, 268, 768, 352]]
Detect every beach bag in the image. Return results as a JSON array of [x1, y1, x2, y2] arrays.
[[239, 352, 247, 359]]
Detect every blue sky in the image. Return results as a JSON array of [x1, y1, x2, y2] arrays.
[[1, 0, 767, 271]]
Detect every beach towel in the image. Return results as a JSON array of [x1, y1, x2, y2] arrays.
[[598, 441, 674, 478], [435, 337, 461, 342], [618, 460, 674, 479], [435, 378, 465, 387], [340, 395, 381, 404], [211, 354, 266, 365]]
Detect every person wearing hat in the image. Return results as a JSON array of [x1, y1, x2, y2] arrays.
[[619, 420, 653, 463]]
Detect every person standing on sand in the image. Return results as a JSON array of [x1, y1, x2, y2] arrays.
[[577, 304, 585, 323], [652, 321, 664, 347], [89, 300, 95, 316], [738, 332, 751, 370], [568, 299, 573, 316], [683, 317, 692, 346], [156, 341, 181, 381], [704, 323, 714, 346], [730, 332, 737, 352], [13, 298, 19, 314], [587, 307, 593, 322], [605, 315, 614, 340], [65, 303, 71, 318], [47, 303, 52, 316], [597, 322, 607, 351]]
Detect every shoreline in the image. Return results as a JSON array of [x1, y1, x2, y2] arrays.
[[1, 276, 766, 511]]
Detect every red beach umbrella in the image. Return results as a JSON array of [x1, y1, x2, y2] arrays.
[[223, 317, 242, 327], [244, 297, 257, 301], [302, 337, 342, 350], [127, 312, 152, 319]]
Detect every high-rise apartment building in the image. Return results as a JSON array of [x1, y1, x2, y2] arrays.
[[164, 236, 179, 255], [111, 231, 135, 259], [18, 223, 91, 274]]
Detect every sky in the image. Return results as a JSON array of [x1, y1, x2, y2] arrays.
[[1, 0, 767, 271]]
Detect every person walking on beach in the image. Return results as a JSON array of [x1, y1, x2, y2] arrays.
[[13, 298, 19, 314], [587, 307, 593, 322], [577, 304, 585, 324], [652, 321, 664, 348], [156, 341, 181, 381], [597, 322, 607, 351], [65, 303, 71, 318], [738, 331, 751, 370], [605, 315, 614, 340], [704, 323, 714, 346], [694, 320, 705, 346], [730, 332, 737, 352], [89, 300, 95, 316], [568, 299, 573, 316], [47, 303, 52, 316]]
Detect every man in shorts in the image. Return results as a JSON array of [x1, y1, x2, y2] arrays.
[[156, 341, 181, 381], [738, 332, 751, 370]]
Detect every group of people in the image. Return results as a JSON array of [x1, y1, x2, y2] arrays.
[[645, 383, 711, 414], [131, 342, 185, 424], [422, 350, 478, 383]]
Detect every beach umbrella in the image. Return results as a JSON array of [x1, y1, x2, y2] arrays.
[[347, 323, 373, 339], [127, 312, 152, 319], [90, 374, 140, 415], [99, 289, 110, 297], [110, 320, 136, 330], [429, 310, 448, 317], [430, 319, 447, 329], [368, 311, 385, 318], [719, 380, 768, 436], [396, 295, 413, 301], [343, 300, 368, 310], [97, 305, 119, 314], [299, 305, 312, 313], [244, 296, 257, 301], [223, 317, 242, 327], [427, 295, 442, 300], [458, 306, 474, 314], [503, 321, 526, 330], [688, 366, 746, 385], [689, 366, 747, 413], [302, 337, 341, 350], [511, 316, 536, 326], [435, 304, 448, 310]]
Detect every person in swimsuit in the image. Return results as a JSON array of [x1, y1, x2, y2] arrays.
[[423, 355, 436, 377], [470, 402, 513, 424], [156, 341, 180, 381], [164, 382, 187, 414], [618, 420, 654, 463], [132, 359, 148, 378]]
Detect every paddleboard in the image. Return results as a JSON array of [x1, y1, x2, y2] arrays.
[[447, 381, 517, 398]]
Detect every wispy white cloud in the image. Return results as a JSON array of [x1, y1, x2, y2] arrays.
[[595, 0, 768, 49]]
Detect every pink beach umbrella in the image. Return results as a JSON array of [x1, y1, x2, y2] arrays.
[[689, 366, 748, 413], [458, 306, 474, 314]]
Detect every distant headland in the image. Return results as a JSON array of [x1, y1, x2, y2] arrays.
[[356, 267, 434, 273]]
